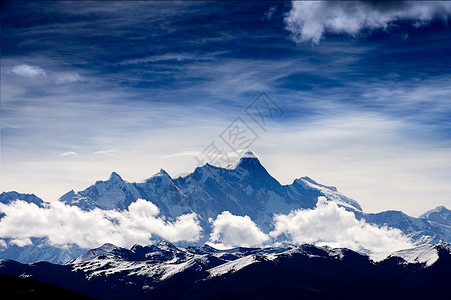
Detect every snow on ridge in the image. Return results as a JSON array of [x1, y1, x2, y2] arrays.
[[370, 243, 440, 267], [208, 254, 258, 278], [390, 244, 439, 266], [297, 177, 362, 211]]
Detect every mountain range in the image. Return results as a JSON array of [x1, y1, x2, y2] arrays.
[[1, 240, 450, 299], [0, 150, 450, 264]]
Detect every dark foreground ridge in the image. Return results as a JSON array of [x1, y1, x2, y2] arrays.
[[0, 273, 94, 299], [0, 241, 450, 300]]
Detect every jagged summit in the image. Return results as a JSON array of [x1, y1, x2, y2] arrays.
[[153, 169, 171, 178], [109, 171, 123, 181], [156, 240, 178, 251]]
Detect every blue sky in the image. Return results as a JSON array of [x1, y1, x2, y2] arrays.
[[1, 1, 451, 216]]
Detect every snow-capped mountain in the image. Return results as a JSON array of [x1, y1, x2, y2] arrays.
[[59, 172, 141, 210], [60, 150, 362, 232], [0, 191, 46, 207], [59, 150, 450, 243], [1, 241, 450, 299], [1, 150, 450, 264], [420, 206, 451, 226], [355, 209, 451, 244]]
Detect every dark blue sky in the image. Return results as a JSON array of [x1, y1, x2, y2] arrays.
[[1, 1, 451, 215]]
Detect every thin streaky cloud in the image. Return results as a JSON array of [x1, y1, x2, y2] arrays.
[[55, 72, 82, 84]]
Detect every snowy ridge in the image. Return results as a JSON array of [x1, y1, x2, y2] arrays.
[[68, 241, 451, 283], [420, 206, 451, 226], [208, 254, 257, 277], [1, 241, 450, 299], [388, 243, 440, 267], [70, 241, 450, 284]]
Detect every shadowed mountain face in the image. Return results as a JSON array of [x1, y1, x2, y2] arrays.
[[0, 241, 450, 300]]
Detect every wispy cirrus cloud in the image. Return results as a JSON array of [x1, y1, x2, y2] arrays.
[[55, 72, 82, 84], [285, 1, 451, 44], [94, 149, 120, 157], [59, 151, 78, 157], [11, 64, 46, 78]]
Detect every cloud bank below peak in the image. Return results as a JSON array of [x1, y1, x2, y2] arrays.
[[0, 197, 414, 254], [207, 197, 414, 253], [285, 1, 451, 44], [0, 199, 202, 249]]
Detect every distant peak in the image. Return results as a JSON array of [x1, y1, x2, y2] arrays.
[[150, 169, 174, 182], [153, 168, 169, 176], [156, 240, 177, 250], [97, 243, 119, 252], [109, 172, 123, 181]]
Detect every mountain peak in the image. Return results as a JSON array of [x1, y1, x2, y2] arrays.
[[235, 149, 263, 169], [156, 240, 178, 251], [109, 172, 123, 181], [156, 169, 170, 177], [241, 149, 257, 159]]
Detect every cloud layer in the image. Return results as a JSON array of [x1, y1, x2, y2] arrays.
[[0, 199, 201, 249], [0, 197, 414, 253], [285, 1, 451, 44]]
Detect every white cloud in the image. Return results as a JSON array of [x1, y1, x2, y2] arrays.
[[270, 197, 414, 253], [10, 238, 32, 247], [59, 151, 78, 157], [285, 1, 451, 44], [0, 199, 201, 249], [11, 64, 46, 78], [208, 211, 269, 249], [55, 72, 82, 84]]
